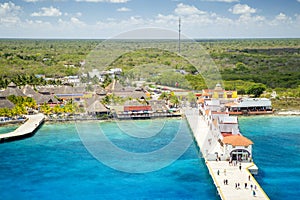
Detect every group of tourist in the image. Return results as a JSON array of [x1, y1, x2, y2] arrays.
[[217, 167, 258, 197]]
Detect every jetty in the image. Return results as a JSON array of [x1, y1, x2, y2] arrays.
[[0, 113, 44, 142], [184, 108, 269, 200]]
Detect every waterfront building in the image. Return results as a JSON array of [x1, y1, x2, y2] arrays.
[[0, 82, 26, 97], [203, 99, 220, 112], [0, 96, 14, 109], [222, 134, 253, 161], [86, 100, 109, 116], [38, 85, 85, 102], [199, 97, 254, 162], [22, 85, 59, 106], [217, 115, 240, 136], [201, 83, 237, 99], [226, 98, 273, 115]]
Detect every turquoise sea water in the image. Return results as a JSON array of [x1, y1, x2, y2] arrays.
[[0, 119, 217, 200], [0, 125, 17, 134], [0, 117, 299, 199], [238, 116, 300, 200]]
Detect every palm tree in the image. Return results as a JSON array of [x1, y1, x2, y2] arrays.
[[40, 103, 52, 115], [169, 96, 180, 108], [158, 92, 169, 101]]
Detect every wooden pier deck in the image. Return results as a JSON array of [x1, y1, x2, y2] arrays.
[[0, 113, 44, 141], [184, 108, 269, 200]]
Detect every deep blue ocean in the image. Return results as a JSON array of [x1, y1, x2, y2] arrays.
[[238, 116, 300, 200], [0, 116, 299, 199]]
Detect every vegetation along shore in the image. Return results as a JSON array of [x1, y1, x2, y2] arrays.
[[0, 39, 299, 122]]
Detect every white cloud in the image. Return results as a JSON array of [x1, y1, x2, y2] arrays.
[[175, 3, 206, 15], [31, 6, 62, 17], [0, 1, 21, 16], [275, 12, 288, 21], [117, 7, 131, 12], [0, 2, 21, 25], [203, 0, 239, 2], [70, 17, 85, 26], [269, 12, 292, 26], [297, 0, 300, 3], [1, 2, 299, 39], [76, 0, 129, 3], [23, 0, 41, 2], [229, 4, 256, 15]]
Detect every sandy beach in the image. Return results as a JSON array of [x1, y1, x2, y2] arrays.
[[276, 110, 300, 115]]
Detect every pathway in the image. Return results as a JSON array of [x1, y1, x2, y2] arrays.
[[184, 107, 269, 200], [0, 113, 44, 141]]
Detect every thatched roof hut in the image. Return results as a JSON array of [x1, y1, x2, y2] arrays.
[[0, 97, 14, 109], [86, 100, 109, 115], [0, 82, 26, 97]]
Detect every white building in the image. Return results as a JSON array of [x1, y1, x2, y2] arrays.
[[222, 134, 253, 162]]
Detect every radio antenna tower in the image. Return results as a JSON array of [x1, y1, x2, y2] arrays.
[[178, 17, 181, 54]]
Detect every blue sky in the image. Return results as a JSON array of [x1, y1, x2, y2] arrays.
[[0, 0, 300, 38]]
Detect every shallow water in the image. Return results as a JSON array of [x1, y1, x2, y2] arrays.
[[0, 125, 18, 134], [0, 116, 299, 199], [0, 119, 218, 200]]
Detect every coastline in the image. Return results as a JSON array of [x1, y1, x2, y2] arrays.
[[1, 110, 300, 128], [275, 110, 300, 115]]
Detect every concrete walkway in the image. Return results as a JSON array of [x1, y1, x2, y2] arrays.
[[184, 107, 269, 200], [0, 113, 44, 141], [207, 161, 269, 200]]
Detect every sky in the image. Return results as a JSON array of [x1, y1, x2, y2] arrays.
[[0, 0, 300, 39]]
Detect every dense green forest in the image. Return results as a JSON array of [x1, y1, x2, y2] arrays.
[[0, 39, 99, 78], [0, 39, 299, 93]]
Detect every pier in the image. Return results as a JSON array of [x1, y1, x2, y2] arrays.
[[184, 108, 269, 200], [0, 113, 45, 142]]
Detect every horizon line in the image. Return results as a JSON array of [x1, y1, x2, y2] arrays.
[[0, 37, 299, 40]]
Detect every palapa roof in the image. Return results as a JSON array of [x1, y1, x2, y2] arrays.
[[0, 97, 14, 109], [22, 85, 58, 105], [0, 83, 26, 97], [38, 86, 85, 95], [148, 100, 168, 112], [37, 95, 59, 105], [105, 80, 125, 92], [86, 101, 108, 113], [22, 85, 42, 100], [223, 135, 253, 146], [86, 95, 103, 107], [54, 85, 85, 94], [114, 91, 147, 99], [7, 82, 17, 87]]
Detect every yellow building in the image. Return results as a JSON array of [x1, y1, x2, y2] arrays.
[[203, 84, 237, 99]]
